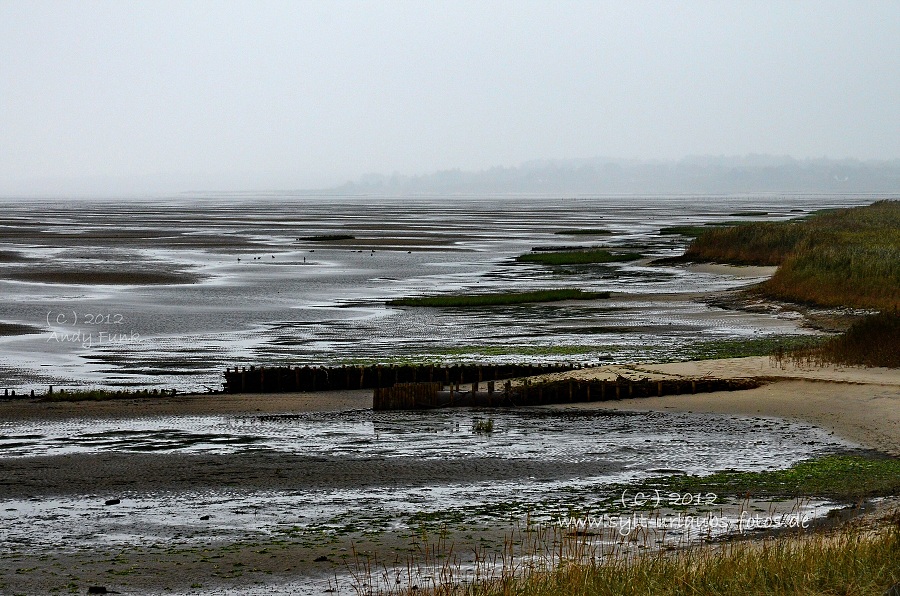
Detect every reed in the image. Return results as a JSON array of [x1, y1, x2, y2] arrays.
[[777, 309, 900, 369], [358, 508, 900, 596], [465, 524, 900, 596]]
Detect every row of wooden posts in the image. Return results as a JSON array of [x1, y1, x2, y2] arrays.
[[373, 377, 765, 410], [222, 362, 585, 394]]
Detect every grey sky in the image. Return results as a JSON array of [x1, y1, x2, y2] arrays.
[[1, 1, 898, 195]]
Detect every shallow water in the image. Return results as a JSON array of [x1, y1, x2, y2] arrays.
[[0, 406, 856, 594], [0, 408, 854, 546], [0, 193, 875, 392]]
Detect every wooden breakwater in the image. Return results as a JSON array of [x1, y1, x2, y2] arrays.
[[373, 376, 766, 410], [222, 362, 584, 394]]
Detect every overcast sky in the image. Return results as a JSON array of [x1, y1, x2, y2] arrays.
[[1, 1, 898, 196]]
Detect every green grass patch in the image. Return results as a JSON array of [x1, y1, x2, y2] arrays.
[[387, 289, 610, 307], [516, 249, 641, 265], [659, 225, 721, 238], [437, 344, 609, 357], [658, 222, 757, 238], [554, 228, 612, 236], [299, 234, 355, 241], [678, 335, 825, 361], [643, 455, 900, 501]]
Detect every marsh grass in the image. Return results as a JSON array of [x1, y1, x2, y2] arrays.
[[659, 225, 719, 237], [778, 309, 900, 368], [355, 508, 900, 596], [679, 200, 900, 310], [680, 335, 824, 361], [515, 250, 641, 266], [387, 289, 610, 307]]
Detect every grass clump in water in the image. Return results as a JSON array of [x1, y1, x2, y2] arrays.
[[299, 234, 355, 241], [659, 225, 721, 238], [472, 418, 494, 434], [553, 228, 612, 236], [387, 289, 610, 307], [516, 249, 641, 266]]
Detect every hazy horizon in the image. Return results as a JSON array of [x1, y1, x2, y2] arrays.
[[2, 1, 899, 196]]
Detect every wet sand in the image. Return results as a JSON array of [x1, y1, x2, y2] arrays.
[[544, 357, 900, 456], [0, 388, 372, 420], [1, 358, 897, 595], [3, 358, 898, 455]]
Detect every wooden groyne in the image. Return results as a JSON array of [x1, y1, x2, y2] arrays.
[[222, 363, 584, 394], [373, 377, 766, 410]]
